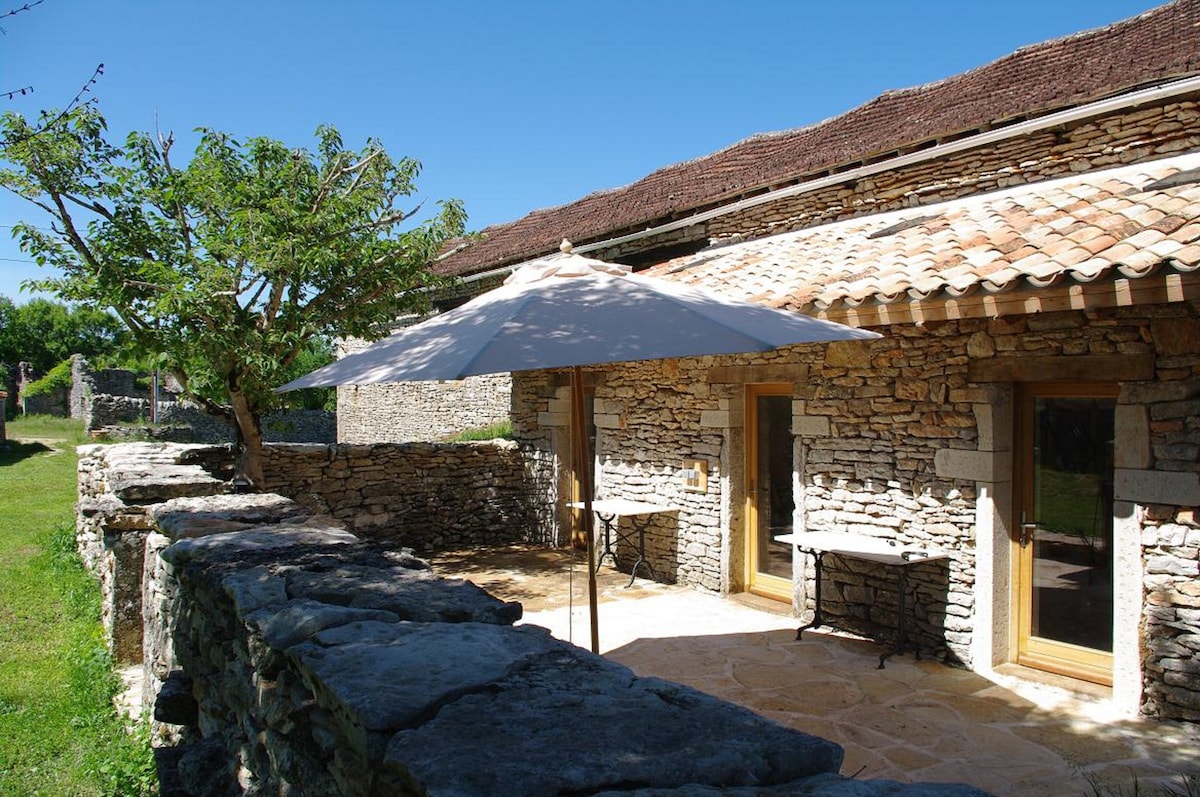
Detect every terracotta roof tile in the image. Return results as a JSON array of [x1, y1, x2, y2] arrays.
[[1173, 242, 1200, 263], [646, 153, 1200, 316], [436, 1, 1200, 277]]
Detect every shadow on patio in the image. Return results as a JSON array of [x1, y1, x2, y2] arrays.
[[432, 543, 1199, 797]]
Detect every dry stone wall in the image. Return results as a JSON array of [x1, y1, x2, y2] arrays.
[[77, 443, 234, 662], [1142, 516, 1200, 720], [259, 441, 536, 548], [511, 302, 1200, 718], [336, 367, 511, 443], [87, 394, 336, 444], [703, 100, 1200, 245], [77, 439, 537, 664], [79, 443, 990, 796]]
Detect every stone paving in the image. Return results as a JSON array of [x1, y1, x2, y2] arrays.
[[433, 544, 1200, 797]]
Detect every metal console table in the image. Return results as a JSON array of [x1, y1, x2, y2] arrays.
[[568, 498, 678, 587], [775, 531, 950, 668]]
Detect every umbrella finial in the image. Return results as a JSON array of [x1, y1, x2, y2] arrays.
[[560, 239, 573, 254]]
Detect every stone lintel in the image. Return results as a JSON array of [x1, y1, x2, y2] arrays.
[[1115, 468, 1200, 507], [706, 364, 808, 384], [934, 448, 1010, 483], [968, 354, 1154, 383]]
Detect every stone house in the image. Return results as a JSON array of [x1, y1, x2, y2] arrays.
[[339, 1, 1200, 719]]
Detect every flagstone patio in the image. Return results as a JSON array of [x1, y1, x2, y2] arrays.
[[433, 544, 1200, 797]]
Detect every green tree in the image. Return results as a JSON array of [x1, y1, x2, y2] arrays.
[[0, 295, 129, 373], [0, 106, 467, 484]]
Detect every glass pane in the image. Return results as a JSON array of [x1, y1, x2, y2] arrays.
[[1031, 396, 1115, 652], [756, 395, 794, 580]]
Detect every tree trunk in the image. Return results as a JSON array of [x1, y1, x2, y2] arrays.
[[228, 383, 265, 489]]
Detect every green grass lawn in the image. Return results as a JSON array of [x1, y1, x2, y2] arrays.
[[0, 416, 156, 796]]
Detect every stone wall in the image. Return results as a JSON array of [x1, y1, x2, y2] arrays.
[[88, 395, 336, 445], [71, 354, 147, 419], [259, 440, 539, 547], [77, 443, 235, 662], [78, 440, 541, 662], [511, 302, 1200, 719], [78, 443, 986, 796], [1143, 517, 1200, 720], [335, 371, 512, 443], [699, 99, 1200, 246], [17, 360, 67, 416]]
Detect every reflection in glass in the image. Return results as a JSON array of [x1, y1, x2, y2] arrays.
[[756, 395, 794, 580], [1031, 397, 1114, 652]]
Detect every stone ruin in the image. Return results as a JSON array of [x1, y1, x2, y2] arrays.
[[80, 442, 991, 795], [14, 354, 335, 443]]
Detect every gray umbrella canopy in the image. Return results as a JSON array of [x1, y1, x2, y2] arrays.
[[279, 241, 880, 652], [278, 244, 879, 390]]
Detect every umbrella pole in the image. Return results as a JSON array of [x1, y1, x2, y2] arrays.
[[571, 365, 601, 654]]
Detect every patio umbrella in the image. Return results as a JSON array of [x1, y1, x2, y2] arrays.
[[279, 240, 880, 652]]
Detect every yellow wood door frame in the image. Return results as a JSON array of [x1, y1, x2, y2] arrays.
[[1013, 381, 1117, 685], [745, 383, 794, 601]]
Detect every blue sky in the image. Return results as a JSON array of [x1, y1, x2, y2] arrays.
[[0, 0, 1166, 303]]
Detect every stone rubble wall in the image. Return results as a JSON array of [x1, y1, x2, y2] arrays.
[[335, 362, 511, 443], [77, 440, 540, 661], [28, 355, 337, 443], [700, 100, 1200, 246], [87, 394, 336, 445], [511, 303, 1200, 718], [259, 441, 537, 548], [78, 443, 989, 796], [77, 442, 235, 663], [1141, 519, 1200, 720]]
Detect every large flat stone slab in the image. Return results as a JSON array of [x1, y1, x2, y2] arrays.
[[161, 526, 359, 566], [293, 622, 563, 732], [148, 493, 313, 538], [384, 643, 845, 795], [284, 565, 522, 625]]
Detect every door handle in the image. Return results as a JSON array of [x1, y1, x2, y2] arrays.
[[1019, 511, 1037, 548]]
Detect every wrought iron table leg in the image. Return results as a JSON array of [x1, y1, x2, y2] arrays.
[[595, 513, 619, 572], [878, 566, 912, 669], [796, 549, 826, 640], [625, 516, 657, 587]]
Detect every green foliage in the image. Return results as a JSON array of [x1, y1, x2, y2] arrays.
[[20, 357, 73, 397], [0, 296, 130, 373], [0, 105, 468, 480], [0, 418, 154, 795], [443, 419, 513, 442], [277, 335, 336, 411]]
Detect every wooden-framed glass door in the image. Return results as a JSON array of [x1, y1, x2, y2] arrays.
[[1014, 382, 1116, 685], [746, 384, 794, 600]]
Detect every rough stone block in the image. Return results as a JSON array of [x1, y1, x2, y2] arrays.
[[384, 647, 844, 795], [793, 415, 832, 437], [1115, 405, 1152, 469], [934, 449, 1009, 483], [1115, 469, 1200, 507], [700, 410, 731, 428], [292, 623, 566, 759]]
